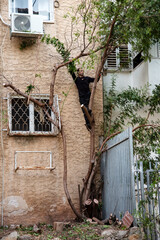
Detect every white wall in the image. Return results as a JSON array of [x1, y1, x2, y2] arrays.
[[132, 61, 149, 89], [103, 53, 160, 93], [148, 59, 160, 92], [103, 71, 132, 93]]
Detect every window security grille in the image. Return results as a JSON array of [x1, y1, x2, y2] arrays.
[[8, 94, 60, 136], [106, 45, 132, 70]]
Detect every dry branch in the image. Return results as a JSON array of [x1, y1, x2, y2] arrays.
[[3, 83, 45, 107]]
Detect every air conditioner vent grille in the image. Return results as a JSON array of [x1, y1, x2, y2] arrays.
[[14, 15, 31, 32]]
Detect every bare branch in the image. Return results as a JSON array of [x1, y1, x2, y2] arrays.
[[89, 17, 117, 110], [3, 82, 45, 107], [132, 124, 160, 132]]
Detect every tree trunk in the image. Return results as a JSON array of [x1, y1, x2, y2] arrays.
[[61, 121, 83, 220]]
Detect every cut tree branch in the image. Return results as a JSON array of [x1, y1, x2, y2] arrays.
[[81, 104, 93, 125]]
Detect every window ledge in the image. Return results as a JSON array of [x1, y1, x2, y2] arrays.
[[15, 166, 55, 172], [43, 20, 54, 24], [107, 68, 133, 73], [8, 132, 59, 137]]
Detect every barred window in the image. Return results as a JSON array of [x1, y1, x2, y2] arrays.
[[106, 45, 132, 70], [8, 94, 60, 136]]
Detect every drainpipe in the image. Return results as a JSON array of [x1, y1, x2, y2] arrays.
[[0, 97, 4, 226]]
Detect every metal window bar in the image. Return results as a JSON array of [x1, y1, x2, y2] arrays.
[[134, 160, 160, 240], [8, 94, 60, 135], [106, 45, 132, 70], [14, 151, 54, 171]]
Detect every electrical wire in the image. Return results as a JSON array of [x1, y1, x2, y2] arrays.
[[0, 27, 8, 227], [0, 14, 10, 27], [0, 98, 4, 226]]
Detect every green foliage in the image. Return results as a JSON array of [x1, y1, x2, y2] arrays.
[[103, 78, 160, 171], [41, 34, 70, 62], [97, 0, 160, 58], [136, 198, 157, 238], [35, 73, 41, 78], [41, 34, 77, 73], [41, 0, 160, 72], [19, 39, 36, 50], [25, 84, 35, 94]]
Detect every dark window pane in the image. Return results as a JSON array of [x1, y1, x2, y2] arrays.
[[34, 99, 52, 132], [32, 0, 50, 20], [15, 0, 28, 14], [107, 50, 117, 68], [119, 46, 129, 69], [11, 98, 29, 131], [133, 52, 144, 69]]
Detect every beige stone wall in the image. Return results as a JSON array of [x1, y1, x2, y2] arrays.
[[0, 0, 103, 225]]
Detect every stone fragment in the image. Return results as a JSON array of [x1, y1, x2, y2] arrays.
[[33, 224, 41, 233], [18, 235, 32, 240], [101, 229, 117, 237], [116, 230, 128, 238], [128, 234, 141, 240], [9, 225, 16, 230], [129, 227, 141, 235], [1, 231, 18, 240]]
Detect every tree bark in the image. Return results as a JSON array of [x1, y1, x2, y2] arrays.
[[49, 67, 57, 106], [61, 121, 83, 220]]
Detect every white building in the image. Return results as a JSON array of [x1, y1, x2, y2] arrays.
[[103, 43, 160, 93]]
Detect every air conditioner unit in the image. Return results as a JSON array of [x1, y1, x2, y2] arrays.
[[11, 13, 43, 37]]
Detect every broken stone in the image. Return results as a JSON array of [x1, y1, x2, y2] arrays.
[[128, 233, 141, 240], [116, 230, 128, 238], [101, 229, 117, 237], [33, 224, 41, 234], [1, 231, 18, 240], [129, 227, 141, 236], [18, 235, 32, 240], [9, 225, 16, 230]]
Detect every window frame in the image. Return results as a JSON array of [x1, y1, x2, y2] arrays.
[[105, 45, 133, 71], [9, 0, 54, 23], [8, 94, 60, 136]]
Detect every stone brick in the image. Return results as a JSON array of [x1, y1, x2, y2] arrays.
[[1, 231, 18, 240]]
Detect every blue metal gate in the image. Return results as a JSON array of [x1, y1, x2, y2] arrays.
[[101, 128, 136, 220]]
